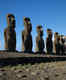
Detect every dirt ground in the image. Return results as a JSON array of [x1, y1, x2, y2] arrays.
[[0, 61, 66, 80]]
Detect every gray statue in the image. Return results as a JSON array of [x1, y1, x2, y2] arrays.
[[35, 25, 44, 53], [22, 17, 33, 52], [46, 29, 53, 54], [4, 14, 16, 51]]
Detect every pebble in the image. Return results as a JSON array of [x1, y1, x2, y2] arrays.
[[44, 76, 49, 80], [31, 72, 36, 76], [55, 73, 59, 77], [16, 74, 22, 79], [14, 69, 22, 73], [0, 72, 3, 77]]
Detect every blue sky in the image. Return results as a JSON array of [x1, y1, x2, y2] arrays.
[[0, 0, 66, 51]]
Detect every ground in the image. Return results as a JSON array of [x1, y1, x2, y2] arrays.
[[0, 61, 66, 80]]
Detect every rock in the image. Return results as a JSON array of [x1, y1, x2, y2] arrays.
[[44, 76, 49, 80], [36, 71, 40, 75], [3, 72, 7, 76], [22, 75, 27, 78], [0, 72, 3, 77], [14, 69, 22, 73], [55, 73, 59, 77], [63, 72, 66, 74], [16, 73, 22, 79], [11, 67, 16, 71], [40, 77, 45, 80], [31, 72, 36, 76], [0, 69, 5, 72], [26, 69, 29, 72]]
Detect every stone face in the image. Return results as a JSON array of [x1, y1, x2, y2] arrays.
[[22, 17, 33, 52], [4, 14, 16, 52], [46, 29, 53, 54], [35, 25, 44, 53]]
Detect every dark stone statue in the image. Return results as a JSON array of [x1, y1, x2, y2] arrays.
[[60, 35, 65, 55], [46, 29, 53, 54], [22, 17, 33, 52], [54, 32, 60, 55], [4, 14, 16, 51], [35, 25, 44, 53]]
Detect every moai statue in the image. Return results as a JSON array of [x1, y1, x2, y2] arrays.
[[64, 36, 66, 55], [60, 35, 65, 55], [4, 14, 16, 52], [22, 17, 33, 52], [46, 29, 53, 54], [35, 25, 44, 53], [54, 32, 60, 55], [53, 32, 58, 54]]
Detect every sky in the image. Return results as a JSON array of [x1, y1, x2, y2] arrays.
[[0, 0, 66, 51]]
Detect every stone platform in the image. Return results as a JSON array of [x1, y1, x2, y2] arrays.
[[0, 51, 66, 66]]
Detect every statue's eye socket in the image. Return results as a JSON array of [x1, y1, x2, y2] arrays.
[[8, 17, 11, 21], [9, 18, 11, 21], [8, 16, 11, 18], [28, 19, 30, 21]]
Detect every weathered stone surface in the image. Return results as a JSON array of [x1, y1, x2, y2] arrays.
[[53, 32, 60, 54], [46, 29, 53, 54], [22, 17, 33, 52], [35, 25, 44, 53], [4, 14, 16, 52]]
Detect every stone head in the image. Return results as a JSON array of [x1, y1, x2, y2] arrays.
[[54, 32, 58, 40], [7, 14, 15, 28], [24, 17, 32, 33], [37, 25, 43, 37], [47, 28, 52, 38]]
